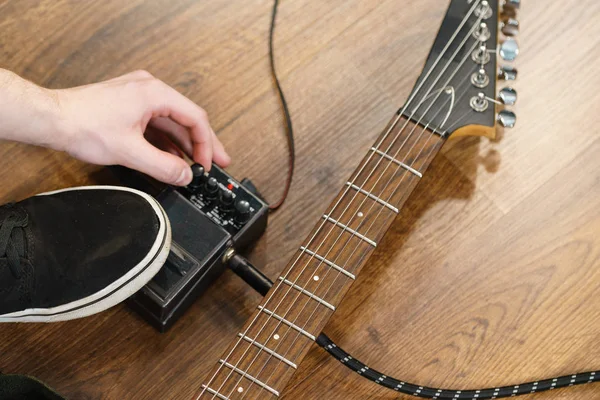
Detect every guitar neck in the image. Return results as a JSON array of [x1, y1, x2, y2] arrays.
[[198, 114, 446, 399]]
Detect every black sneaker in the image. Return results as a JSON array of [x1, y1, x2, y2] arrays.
[[0, 186, 171, 322]]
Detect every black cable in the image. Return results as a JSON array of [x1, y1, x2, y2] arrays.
[[226, 253, 600, 399], [226, 253, 272, 297], [267, 0, 295, 211], [317, 335, 599, 399]]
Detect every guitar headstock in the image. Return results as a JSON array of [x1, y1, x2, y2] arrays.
[[401, 0, 520, 140]]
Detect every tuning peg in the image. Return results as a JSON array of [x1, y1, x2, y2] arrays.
[[473, 22, 491, 41], [500, 38, 519, 61], [498, 87, 518, 105], [503, 0, 520, 10], [499, 65, 518, 80], [475, 1, 493, 19], [471, 68, 490, 88], [501, 18, 519, 36], [472, 44, 490, 64], [502, 0, 520, 18], [497, 110, 517, 128]]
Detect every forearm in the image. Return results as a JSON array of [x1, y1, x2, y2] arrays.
[[0, 68, 67, 150]]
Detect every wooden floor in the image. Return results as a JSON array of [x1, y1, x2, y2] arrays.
[[1, 0, 599, 399]]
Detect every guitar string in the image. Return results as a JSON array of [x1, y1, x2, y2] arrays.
[[247, 52, 480, 400], [200, 16, 480, 400], [223, 8, 486, 398], [249, 66, 477, 399], [199, 1, 485, 397], [216, 6, 485, 399], [230, 19, 485, 400], [224, 27, 485, 400], [231, 1, 490, 393]]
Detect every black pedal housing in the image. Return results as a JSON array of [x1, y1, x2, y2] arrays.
[[112, 164, 268, 332]]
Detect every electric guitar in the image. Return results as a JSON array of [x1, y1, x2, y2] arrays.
[[197, 1, 519, 398]]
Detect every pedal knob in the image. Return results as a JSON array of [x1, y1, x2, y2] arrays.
[[205, 177, 219, 200], [220, 188, 234, 209], [189, 164, 206, 189], [235, 199, 251, 224]]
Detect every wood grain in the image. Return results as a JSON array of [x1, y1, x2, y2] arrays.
[[0, 1, 598, 399]]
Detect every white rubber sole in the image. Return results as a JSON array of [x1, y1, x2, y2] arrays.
[[0, 185, 171, 323]]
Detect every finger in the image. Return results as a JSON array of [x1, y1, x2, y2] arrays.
[[121, 137, 192, 186], [149, 117, 194, 157], [144, 79, 214, 171], [211, 131, 231, 167], [145, 129, 185, 158]]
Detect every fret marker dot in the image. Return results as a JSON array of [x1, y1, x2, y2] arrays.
[[237, 387, 244, 393], [314, 275, 320, 281], [273, 334, 280, 340], [357, 211, 364, 218]]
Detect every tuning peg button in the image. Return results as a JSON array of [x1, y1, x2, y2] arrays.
[[502, 18, 519, 37], [500, 38, 519, 61], [499, 65, 518, 80], [497, 110, 517, 128], [498, 87, 518, 105], [503, 0, 520, 10], [502, 0, 520, 19]]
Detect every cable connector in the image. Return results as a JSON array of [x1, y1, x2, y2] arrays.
[[224, 249, 273, 296]]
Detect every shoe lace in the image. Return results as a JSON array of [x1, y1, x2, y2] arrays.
[[0, 204, 29, 278]]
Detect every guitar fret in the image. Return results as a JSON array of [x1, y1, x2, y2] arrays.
[[371, 147, 423, 178], [300, 246, 356, 280], [201, 385, 230, 400], [219, 359, 280, 397], [237, 333, 298, 369], [323, 215, 377, 247], [346, 182, 399, 213], [278, 277, 336, 311], [201, 113, 446, 399], [257, 306, 316, 341]]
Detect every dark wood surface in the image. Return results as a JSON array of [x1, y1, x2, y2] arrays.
[[1, 1, 599, 399]]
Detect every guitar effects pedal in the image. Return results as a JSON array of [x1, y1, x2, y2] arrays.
[[112, 164, 268, 332]]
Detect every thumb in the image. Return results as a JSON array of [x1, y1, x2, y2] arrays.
[[122, 138, 192, 186]]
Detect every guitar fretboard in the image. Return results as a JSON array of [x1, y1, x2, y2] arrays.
[[198, 114, 445, 399]]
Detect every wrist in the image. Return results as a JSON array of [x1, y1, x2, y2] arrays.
[[41, 88, 74, 153], [0, 69, 72, 152]]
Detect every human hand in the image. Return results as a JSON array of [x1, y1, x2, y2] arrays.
[[0, 69, 230, 186], [56, 70, 230, 185]]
